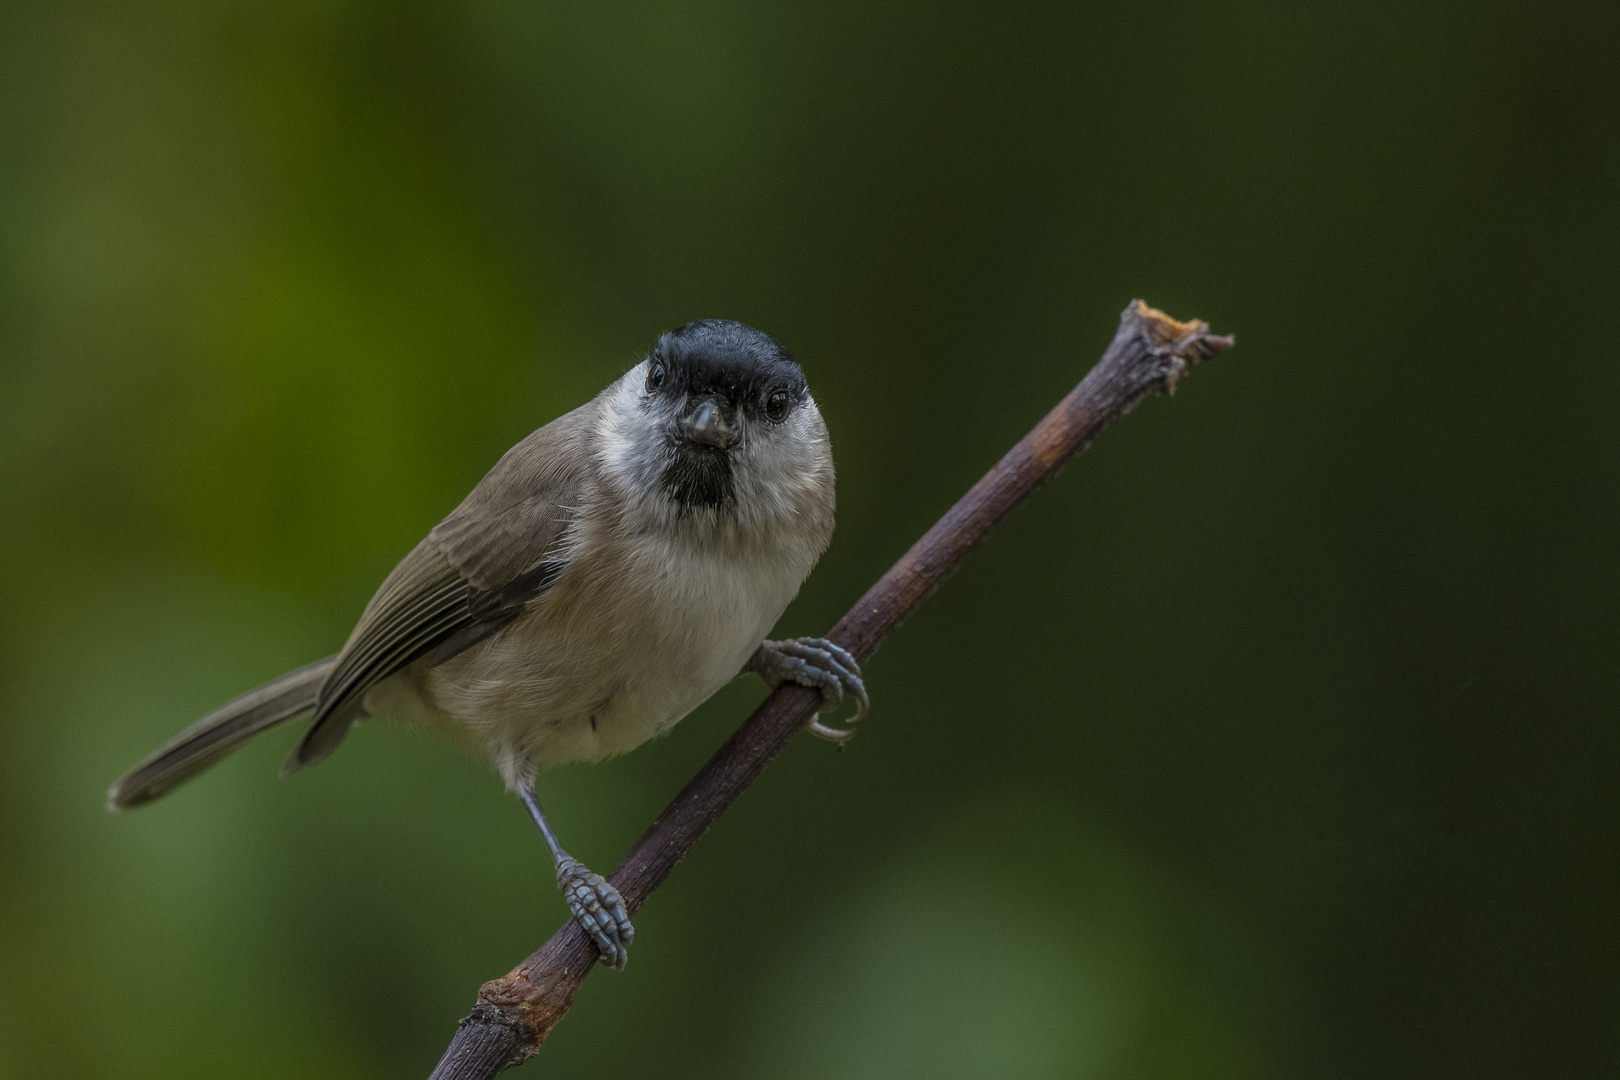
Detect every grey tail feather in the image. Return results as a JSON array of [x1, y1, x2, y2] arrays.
[[106, 655, 338, 812]]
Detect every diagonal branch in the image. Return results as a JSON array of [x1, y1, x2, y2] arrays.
[[426, 300, 1234, 1079]]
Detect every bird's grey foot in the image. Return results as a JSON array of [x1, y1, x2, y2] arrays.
[[748, 636, 869, 743], [556, 857, 634, 970]]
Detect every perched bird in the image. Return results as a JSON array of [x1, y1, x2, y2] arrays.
[[107, 319, 867, 969]]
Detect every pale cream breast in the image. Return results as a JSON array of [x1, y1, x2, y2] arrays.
[[395, 505, 820, 789]]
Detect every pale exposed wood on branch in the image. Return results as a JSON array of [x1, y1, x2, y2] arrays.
[[426, 299, 1234, 1079]]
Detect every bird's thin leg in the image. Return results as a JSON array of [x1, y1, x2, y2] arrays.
[[747, 636, 869, 744], [519, 780, 634, 970]]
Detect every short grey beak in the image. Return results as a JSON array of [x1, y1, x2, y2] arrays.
[[681, 399, 735, 448]]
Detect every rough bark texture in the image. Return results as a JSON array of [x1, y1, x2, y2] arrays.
[[426, 300, 1233, 1079]]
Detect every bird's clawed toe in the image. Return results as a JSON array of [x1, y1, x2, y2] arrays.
[[749, 636, 869, 742], [556, 858, 634, 969]]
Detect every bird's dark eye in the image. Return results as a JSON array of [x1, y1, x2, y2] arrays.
[[647, 361, 666, 392], [764, 388, 793, 423]]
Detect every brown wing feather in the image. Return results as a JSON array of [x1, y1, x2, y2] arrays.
[[285, 404, 596, 773], [428, 400, 593, 588]]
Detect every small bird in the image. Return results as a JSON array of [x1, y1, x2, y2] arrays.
[[107, 319, 867, 969]]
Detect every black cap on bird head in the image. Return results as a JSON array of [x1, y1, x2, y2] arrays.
[[644, 320, 810, 509]]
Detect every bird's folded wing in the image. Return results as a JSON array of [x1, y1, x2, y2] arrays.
[[287, 403, 595, 771]]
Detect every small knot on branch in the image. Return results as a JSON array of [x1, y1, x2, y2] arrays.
[[428, 1005, 537, 1080]]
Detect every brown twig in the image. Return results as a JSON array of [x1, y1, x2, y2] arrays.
[[425, 300, 1233, 1079]]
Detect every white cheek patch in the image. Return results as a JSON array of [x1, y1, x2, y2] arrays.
[[738, 397, 830, 505], [597, 364, 669, 488]]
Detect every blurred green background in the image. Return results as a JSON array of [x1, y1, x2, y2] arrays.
[[1, 1, 1616, 1076]]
